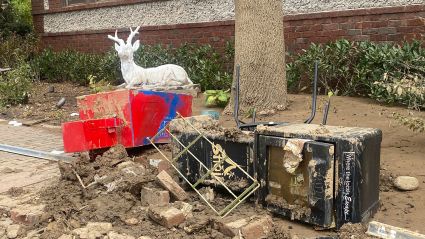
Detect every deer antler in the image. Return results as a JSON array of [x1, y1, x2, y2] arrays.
[[107, 30, 125, 46], [127, 26, 140, 45]]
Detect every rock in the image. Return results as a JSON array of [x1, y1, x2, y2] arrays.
[[6, 224, 20, 239], [148, 206, 185, 228], [393, 176, 419, 191], [108, 231, 135, 239], [124, 218, 139, 226], [141, 187, 170, 206], [156, 171, 188, 201], [0, 228, 5, 238], [10, 204, 45, 226], [86, 222, 112, 233], [138, 237, 152, 239]]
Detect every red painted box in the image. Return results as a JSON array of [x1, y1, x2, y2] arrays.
[[62, 89, 192, 153]]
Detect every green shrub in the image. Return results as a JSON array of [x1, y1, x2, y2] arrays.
[[204, 89, 231, 107], [34, 43, 233, 89], [0, 62, 33, 106], [134, 44, 232, 90], [288, 40, 425, 109], [0, 0, 33, 37], [0, 34, 38, 68], [32, 49, 114, 86]]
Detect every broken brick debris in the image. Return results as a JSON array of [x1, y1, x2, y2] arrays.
[[217, 215, 273, 238], [156, 171, 188, 201], [10, 204, 44, 226], [141, 187, 170, 206], [148, 205, 186, 228], [241, 216, 273, 239]]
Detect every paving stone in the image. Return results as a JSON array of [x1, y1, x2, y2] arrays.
[[156, 171, 188, 201], [148, 205, 185, 228], [141, 187, 170, 206]]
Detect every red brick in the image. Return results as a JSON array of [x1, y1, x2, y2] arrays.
[[10, 205, 44, 226], [240, 216, 273, 239], [148, 206, 185, 228], [141, 187, 170, 206], [156, 171, 188, 201], [217, 218, 249, 237], [406, 18, 425, 26]]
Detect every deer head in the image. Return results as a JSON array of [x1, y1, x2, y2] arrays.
[[108, 26, 140, 61]]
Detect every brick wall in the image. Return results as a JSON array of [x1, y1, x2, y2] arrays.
[[37, 5, 425, 54]]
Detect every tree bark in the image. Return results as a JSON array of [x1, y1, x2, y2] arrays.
[[228, 0, 287, 114]]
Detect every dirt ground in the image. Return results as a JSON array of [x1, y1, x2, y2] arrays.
[[0, 82, 90, 126], [0, 82, 424, 238]]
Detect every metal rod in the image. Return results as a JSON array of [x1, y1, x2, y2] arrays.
[[0, 144, 74, 163], [234, 65, 242, 128], [322, 99, 331, 125], [304, 61, 319, 124]]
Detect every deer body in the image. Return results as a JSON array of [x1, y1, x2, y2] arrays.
[[108, 27, 192, 88]]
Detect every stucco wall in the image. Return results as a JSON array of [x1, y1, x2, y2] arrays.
[[43, 0, 425, 33]]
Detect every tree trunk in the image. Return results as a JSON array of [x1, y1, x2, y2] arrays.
[[228, 0, 287, 114]]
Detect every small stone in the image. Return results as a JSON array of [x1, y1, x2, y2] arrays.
[[148, 206, 185, 228], [58, 235, 73, 239], [199, 187, 214, 202], [85, 222, 112, 233], [124, 218, 139, 225], [156, 171, 188, 201], [108, 231, 135, 239], [393, 176, 419, 191], [6, 224, 20, 239]]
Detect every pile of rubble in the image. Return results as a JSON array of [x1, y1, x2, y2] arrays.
[[0, 145, 292, 239]]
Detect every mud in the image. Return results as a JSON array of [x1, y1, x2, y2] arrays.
[[6, 187, 25, 197], [265, 194, 311, 221], [170, 116, 254, 143], [338, 223, 373, 239], [29, 145, 292, 238]]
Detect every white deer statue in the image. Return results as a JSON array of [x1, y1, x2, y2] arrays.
[[108, 26, 193, 89]]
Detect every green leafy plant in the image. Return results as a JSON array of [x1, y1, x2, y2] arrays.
[[393, 113, 424, 133], [204, 89, 230, 107], [287, 40, 425, 109], [0, 62, 33, 106], [88, 75, 114, 93]]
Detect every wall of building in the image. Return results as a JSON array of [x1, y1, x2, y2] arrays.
[[31, 0, 425, 53]]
